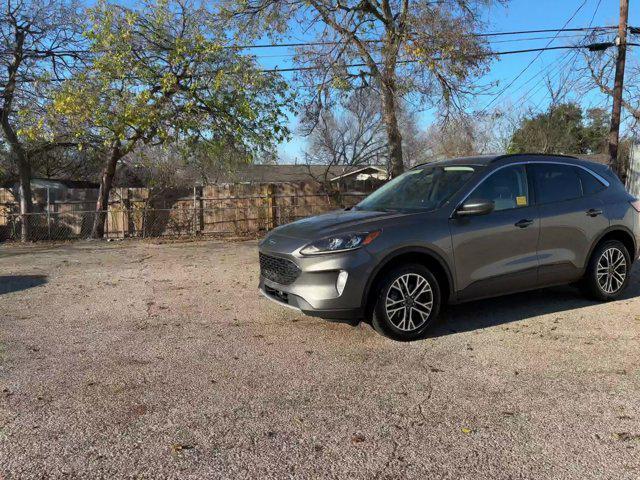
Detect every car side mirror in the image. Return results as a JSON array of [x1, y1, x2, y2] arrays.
[[456, 199, 494, 217]]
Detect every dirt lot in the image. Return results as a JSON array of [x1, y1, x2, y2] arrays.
[[0, 239, 639, 479]]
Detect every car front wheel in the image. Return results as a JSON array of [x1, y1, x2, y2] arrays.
[[372, 264, 441, 341]]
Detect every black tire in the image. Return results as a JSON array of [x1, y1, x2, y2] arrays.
[[371, 264, 441, 341], [583, 240, 631, 301]]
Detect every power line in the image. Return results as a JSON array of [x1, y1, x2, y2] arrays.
[[487, 32, 606, 44], [492, 28, 611, 107], [228, 26, 620, 49], [479, 0, 590, 113], [534, 0, 605, 111], [5, 41, 627, 84], [510, 51, 579, 106], [186, 32, 617, 60], [0, 25, 620, 57], [261, 43, 621, 73], [512, 0, 605, 113]]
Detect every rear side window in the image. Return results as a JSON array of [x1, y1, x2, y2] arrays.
[[578, 169, 606, 195], [531, 164, 581, 204]]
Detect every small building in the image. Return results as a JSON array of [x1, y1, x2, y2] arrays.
[[212, 164, 388, 192], [1, 178, 99, 204], [329, 166, 388, 192]]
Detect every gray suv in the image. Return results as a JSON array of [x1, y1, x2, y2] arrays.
[[259, 154, 640, 340]]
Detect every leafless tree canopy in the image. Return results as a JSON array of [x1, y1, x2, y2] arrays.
[[583, 46, 640, 131], [303, 89, 434, 184], [304, 91, 386, 167], [223, 0, 500, 177]]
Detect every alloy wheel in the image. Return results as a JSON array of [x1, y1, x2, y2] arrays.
[[596, 247, 627, 294], [385, 273, 434, 332]]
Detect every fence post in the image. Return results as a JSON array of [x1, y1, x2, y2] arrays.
[[193, 186, 198, 235], [267, 184, 277, 230], [46, 187, 51, 240], [120, 188, 128, 238]]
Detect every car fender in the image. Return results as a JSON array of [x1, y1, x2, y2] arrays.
[[361, 245, 456, 310]]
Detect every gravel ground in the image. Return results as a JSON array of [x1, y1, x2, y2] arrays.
[[0, 239, 639, 479]]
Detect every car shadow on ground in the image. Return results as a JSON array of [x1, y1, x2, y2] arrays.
[[428, 267, 640, 337], [0, 275, 48, 295], [357, 264, 640, 338]]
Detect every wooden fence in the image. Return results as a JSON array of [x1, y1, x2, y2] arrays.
[[0, 181, 370, 240]]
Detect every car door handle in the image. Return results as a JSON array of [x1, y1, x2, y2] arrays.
[[586, 208, 603, 217], [515, 219, 534, 228]]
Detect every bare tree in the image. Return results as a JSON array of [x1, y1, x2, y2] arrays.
[[580, 38, 639, 183], [422, 114, 494, 160], [223, 0, 500, 178], [304, 89, 433, 186], [304, 90, 387, 186], [398, 108, 429, 167], [583, 48, 640, 126], [0, 0, 84, 241]]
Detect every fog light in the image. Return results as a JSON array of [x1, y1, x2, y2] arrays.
[[336, 270, 348, 296]]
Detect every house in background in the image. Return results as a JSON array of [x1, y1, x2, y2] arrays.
[[213, 164, 388, 192], [329, 166, 388, 192], [1, 178, 99, 204]]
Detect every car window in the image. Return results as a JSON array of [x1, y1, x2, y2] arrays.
[[578, 169, 606, 195], [532, 164, 582, 204], [356, 166, 476, 212], [470, 165, 529, 211]]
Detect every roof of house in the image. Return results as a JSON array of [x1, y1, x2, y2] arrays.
[[34, 178, 100, 189], [213, 164, 387, 184], [329, 165, 388, 181], [1, 178, 100, 189]]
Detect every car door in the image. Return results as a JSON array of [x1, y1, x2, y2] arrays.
[[449, 164, 540, 301], [530, 162, 610, 285]]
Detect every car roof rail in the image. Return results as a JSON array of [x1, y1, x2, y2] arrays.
[[489, 153, 580, 163]]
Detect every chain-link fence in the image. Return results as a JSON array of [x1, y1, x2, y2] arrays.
[[0, 192, 368, 242]]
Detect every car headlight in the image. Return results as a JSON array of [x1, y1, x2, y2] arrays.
[[300, 230, 381, 255]]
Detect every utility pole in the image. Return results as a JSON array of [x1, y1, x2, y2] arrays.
[[607, 0, 629, 178]]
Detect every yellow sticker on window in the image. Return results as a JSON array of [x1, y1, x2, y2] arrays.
[[516, 196, 528, 206]]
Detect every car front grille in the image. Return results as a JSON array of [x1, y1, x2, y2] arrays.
[[259, 253, 301, 285]]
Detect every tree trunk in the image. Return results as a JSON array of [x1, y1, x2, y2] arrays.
[[381, 78, 404, 178], [1, 92, 32, 242], [91, 145, 121, 239], [16, 155, 33, 242]]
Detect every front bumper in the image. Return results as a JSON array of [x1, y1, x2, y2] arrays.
[[258, 239, 373, 321]]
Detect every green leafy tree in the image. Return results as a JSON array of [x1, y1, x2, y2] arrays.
[[1, 0, 85, 241], [52, 0, 291, 238], [508, 103, 609, 155], [222, 0, 499, 177], [582, 108, 610, 154]]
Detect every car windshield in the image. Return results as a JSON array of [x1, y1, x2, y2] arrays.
[[355, 165, 477, 213]]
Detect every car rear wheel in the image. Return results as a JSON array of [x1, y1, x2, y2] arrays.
[[583, 240, 631, 301], [372, 264, 441, 341]]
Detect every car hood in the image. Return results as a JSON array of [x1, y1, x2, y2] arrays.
[[268, 209, 410, 240]]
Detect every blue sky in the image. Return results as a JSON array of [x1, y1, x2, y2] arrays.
[[241, 0, 639, 162]]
